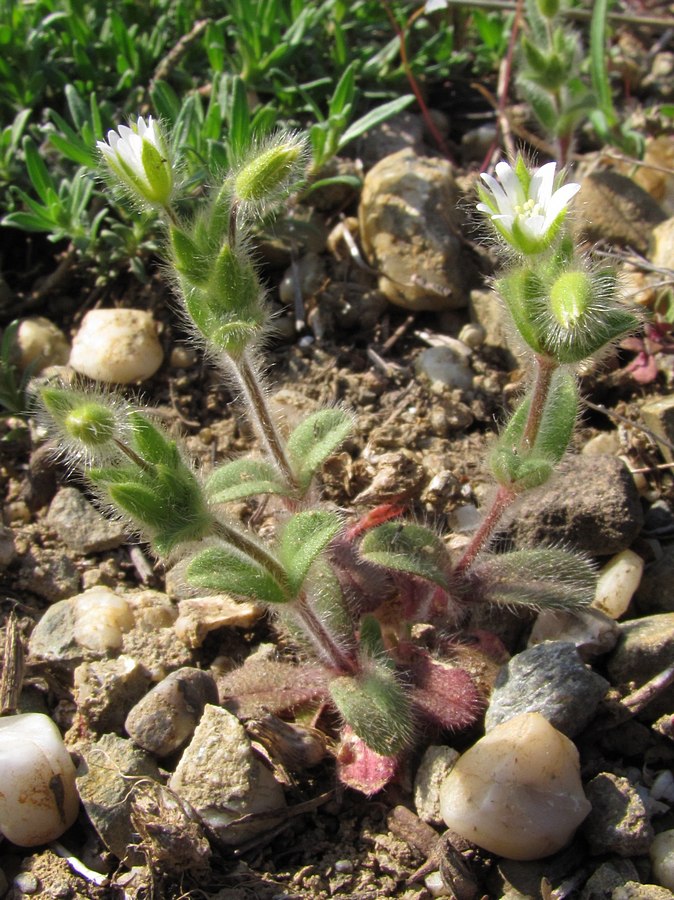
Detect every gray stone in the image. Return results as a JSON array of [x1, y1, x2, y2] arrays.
[[640, 394, 674, 464], [582, 773, 654, 857], [47, 487, 127, 554], [606, 613, 674, 720], [358, 111, 425, 169], [125, 667, 218, 756], [77, 733, 161, 865], [573, 170, 667, 254], [169, 704, 286, 845], [18, 546, 80, 602], [501, 455, 644, 557], [358, 148, 473, 311], [413, 744, 459, 826], [0, 525, 16, 568], [485, 642, 608, 737], [74, 656, 150, 734], [528, 608, 621, 661], [635, 544, 674, 614], [579, 859, 640, 900]]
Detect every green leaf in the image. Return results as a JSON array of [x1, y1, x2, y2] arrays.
[[338, 95, 415, 150], [287, 408, 353, 492], [187, 545, 289, 604], [279, 509, 343, 597], [329, 664, 413, 756], [360, 523, 450, 588], [205, 457, 290, 502], [472, 549, 597, 610], [359, 615, 387, 660], [22, 136, 54, 204]]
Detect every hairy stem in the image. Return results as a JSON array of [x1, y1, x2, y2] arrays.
[[292, 595, 359, 676], [212, 519, 289, 590], [231, 350, 298, 490], [520, 355, 557, 452], [454, 484, 516, 576]]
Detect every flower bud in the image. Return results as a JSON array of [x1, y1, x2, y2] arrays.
[[232, 133, 306, 207], [549, 271, 592, 330], [536, 0, 559, 18], [64, 402, 117, 447]]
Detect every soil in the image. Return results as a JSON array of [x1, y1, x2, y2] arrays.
[[2, 51, 674, 900]]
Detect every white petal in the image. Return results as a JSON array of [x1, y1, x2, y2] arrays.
[[118, 124, 134, 142], [545, 182, 581, 223], [522, 214, 546, 238], [106, 130, 120, 149], [136, 117, 149, 137], [495, 161, 525, 207], [480, 172, 511, 215], [490, 213, 515, 232], [530, 162, 556, 208]]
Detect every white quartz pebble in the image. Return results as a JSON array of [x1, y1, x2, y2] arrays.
[[439, 712, 591, 860], [73, 587, 135, 652], [651, 830, 674, 890], [69, 308, 163, 383], [14, 317, 70, 372], [592, 549, 644, 619], [0, 713, 79, 846]]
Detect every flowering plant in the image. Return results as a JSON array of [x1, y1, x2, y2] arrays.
[[35, 128, 636, 793]]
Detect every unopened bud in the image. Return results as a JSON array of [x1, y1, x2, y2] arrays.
[[65, 402, 117, 447], [233, 133, 306, 206], [550, 271, 592, 330]]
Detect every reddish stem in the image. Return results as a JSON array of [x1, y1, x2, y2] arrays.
[[521, 355, 557, 452], [454, 484, 516, 576], [381, 0, 455, 162]]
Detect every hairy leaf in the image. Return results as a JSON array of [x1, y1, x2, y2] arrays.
[[206, 457, 290, 502], [359, 523, 450, 588], [287, 408, 353, 492], [187, 545, 288, 605], [278, 509, 343, 597]]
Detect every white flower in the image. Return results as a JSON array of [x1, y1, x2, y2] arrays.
[[477, 160, 580, 254], [97, 116, 173, 206]]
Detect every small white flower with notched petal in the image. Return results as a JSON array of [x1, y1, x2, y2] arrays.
[[97, 116, 173, 207], [477, 158, 580, 255]]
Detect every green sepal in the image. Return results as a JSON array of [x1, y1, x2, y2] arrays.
[[498, 269, 547, 352], [205, 458, 291, 503], [471, 548, 596, 610], [329, 664, 413, 756], [359, 523, 450, 588], [140, 138, 172, 205], [287, 408, 354, 493], [187, 544, 289, 604], [209, 243, 260, 313], [128, 413, 179, 466], [551, 306, 639, 364], [490, 369, 578, 490], [278, 509, 343, 598], [170, 226, 210, 287]]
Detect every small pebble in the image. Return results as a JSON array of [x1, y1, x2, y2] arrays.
[[424, 870, 449, 897], [458, 322, 485, 349], [13, 872, 40, 894], [415, 346, 474, 391], [485, 641, 608, 737], [0, 713, 79, 846], [13, 316, 70, 373], [528, 607, 620, 659], [169, 345, 197, 368], [593, 549, 644, 619], [73, 588, 134, 653], [69, 308, 163, 383], [125, 667, 218, 756], [440, 712, 591, 860], [333, 859, 354, 874], [651, 770, 674, 803], [582, 773, 654, 856], [414, 745, 459, 826], [650, 829, 674, 890], [169, 704, 286, 845]]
